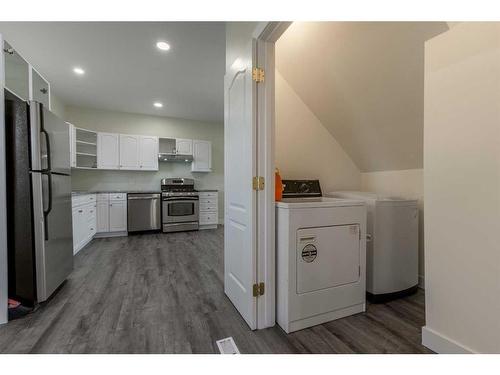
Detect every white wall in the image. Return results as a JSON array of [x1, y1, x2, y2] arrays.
[[0, 33, 8, 325], [276, 71, 361, 191], [50, 92, 65, 119], [276, 22, 449, 172], [225, 22, 260, 71], [422, 22, 500, 353], [66, 106, 224, 223], [361, 169, 425, 286]]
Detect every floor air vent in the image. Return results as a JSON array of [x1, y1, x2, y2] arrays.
[[216, 337, 240, 354]]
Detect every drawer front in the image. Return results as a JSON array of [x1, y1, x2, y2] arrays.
[[109, 193, 126, 201], [199, 203, 217, 212], [199, 212, 218, 225], [97, 193, 109, 201], [86, 205, 97, 219], [72, 194, 96, 207], [84, 194, 96, 205], [199, 197, 218, 205], [72, 196, 83, 207], [199, 192, 217, 199]]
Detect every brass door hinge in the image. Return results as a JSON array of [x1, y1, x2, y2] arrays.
[[252, 176, 265, 191], [252, 67, 265, 83], [252, 282, 265, 297]]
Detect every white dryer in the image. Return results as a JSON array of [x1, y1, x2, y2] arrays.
[[276, 180, 367, 333], [327, 191, 419, 302]]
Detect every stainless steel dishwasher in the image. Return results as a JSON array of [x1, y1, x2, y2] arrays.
[[127, 193, 161, 232]]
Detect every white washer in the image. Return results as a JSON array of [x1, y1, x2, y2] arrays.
[[327, 191, 419, 302], [276, 191, 367, 333]]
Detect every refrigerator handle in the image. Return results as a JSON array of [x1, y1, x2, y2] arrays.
[[40, 104, 52, 172], [43, 172, 53, 240]]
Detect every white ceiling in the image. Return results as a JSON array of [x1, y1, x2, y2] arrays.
[[0, 22, 225, 123], [277, 22, 449, 172]]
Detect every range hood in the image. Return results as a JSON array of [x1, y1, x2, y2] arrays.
[[158, 153, 193, 163]]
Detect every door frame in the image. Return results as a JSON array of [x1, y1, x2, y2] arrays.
[[0, 33, 8, 325], [253, 22, 291, 329]]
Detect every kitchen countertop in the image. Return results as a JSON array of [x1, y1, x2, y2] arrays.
[[72, 190, 218, 195], [72, 190, 161, 195]]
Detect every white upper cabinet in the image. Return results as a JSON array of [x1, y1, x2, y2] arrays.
[[31, 67, 50, 108], [98, 132, 120, 169], [4, 40, 30, 100], [191, 140, 212, 172], [139, 135, 159, 170], [176, 138, 193, 155], [68, 123, 76, 168], [119, 134, 140, 170]]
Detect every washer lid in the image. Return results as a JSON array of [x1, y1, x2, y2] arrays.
[[276, 197, 364, 209]]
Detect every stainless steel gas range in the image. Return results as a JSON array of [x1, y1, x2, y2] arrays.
[[161, 178, 199, 233]]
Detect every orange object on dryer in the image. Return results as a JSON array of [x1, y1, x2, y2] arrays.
[[275, 168, 284, 201]]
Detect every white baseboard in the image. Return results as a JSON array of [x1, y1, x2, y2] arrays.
[[418, 275, 425, 289], [422, 326, 476, 353], [94, 231, 128, 238]]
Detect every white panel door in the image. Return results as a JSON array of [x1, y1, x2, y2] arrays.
[[224, 40, 258, 330], [109, 201, 127, 232], [119, 134, 140, 170], [96, 201, 109, 233], [139, 135, 159, 170], [97, 132, 120, 169], [176, 138, 193, 155], [191, 140, 212, 172]]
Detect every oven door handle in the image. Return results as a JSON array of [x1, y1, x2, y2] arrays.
[[163, 197, 199, 202]]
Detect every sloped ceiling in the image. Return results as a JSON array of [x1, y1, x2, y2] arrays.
[[276, 22, 449, 172]]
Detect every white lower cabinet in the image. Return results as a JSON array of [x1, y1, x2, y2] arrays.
[[109, 200, 127, 232], [96, 193, 127, 236], [199, 191, 218, 229], [96, 200, 109, 232], [72, 194, 97, 254]]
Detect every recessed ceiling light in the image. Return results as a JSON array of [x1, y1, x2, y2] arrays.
[[153, 102, 163, 108], [73, 67, 85, 75], [156, 41, 170, 51]]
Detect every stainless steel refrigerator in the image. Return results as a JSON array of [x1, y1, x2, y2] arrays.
[[5, 89, 73, 306]]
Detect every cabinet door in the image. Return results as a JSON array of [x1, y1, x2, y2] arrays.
[[68, 123, 76, 168], [119, 134, 140, 170], [191, 140, 212, 172], [176, 138, 193, 155], [72, 206, 86, 254], [96, 201, 109, 233], [4, 40, 29, 100], [86, 204, 97, 239], [31, 67, 50, 108], [109, 201, 127, 232], [98, 133, 120, 169], [72, 208, 80, 253], [139, 135, 159, 170]]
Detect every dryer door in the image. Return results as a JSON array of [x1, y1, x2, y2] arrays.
[[296, 225, 360, 294]]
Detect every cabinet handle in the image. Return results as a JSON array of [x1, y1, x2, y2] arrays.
[[78, 209, 83, 213], [110, 204, 113, 206]]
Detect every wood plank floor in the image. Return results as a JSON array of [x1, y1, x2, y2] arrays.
[[0, 228, 432, 354]]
